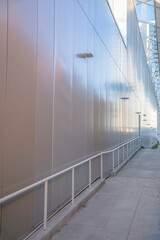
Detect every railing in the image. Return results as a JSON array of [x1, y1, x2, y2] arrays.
[[0, 136, 141, 232]]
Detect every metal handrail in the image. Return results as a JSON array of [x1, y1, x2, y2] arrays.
[[0, 136, 141, 231]]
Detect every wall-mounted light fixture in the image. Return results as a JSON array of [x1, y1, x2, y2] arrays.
[[136, 112, 141, 114], [143, 114, 146, 117], [77, 53, 94, 58], [120, 97, 129, 100], [143, 119, 147, 121]]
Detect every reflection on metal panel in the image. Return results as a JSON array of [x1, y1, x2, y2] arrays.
[[0, 0, 7, 238], [1, 0, 37, 239], [0, 0, 7, 199], [34, 0, 54, 225], [0, 0, 157, 239]]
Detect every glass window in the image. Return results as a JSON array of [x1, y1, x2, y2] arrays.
[[108, 0, 127, 45]]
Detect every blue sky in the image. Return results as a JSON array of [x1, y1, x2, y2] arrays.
[[136, 0, 155, 22]]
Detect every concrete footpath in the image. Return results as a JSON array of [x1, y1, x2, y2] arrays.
[[52, 149, 160, 240]]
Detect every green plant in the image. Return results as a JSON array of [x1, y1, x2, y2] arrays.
[[152, 143, 159, 149]]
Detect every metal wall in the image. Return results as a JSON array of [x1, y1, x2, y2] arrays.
[[0, 0, 157, 239], [127, 0, 157, 146]]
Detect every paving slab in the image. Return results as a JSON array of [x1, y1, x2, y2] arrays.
[[52, 149, 160, 240]]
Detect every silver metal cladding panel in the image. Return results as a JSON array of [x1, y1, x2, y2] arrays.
[[0, 0, 7, 237], [53, 0, 74, 169], [1, 0, 37, 239], [72, 0, 88, 161], [3, 0, 37, 191], [34, 0, 55, 224], [0, 0, 158, 239], [0, 0, 7, 199], [87, 20, 94, 155]]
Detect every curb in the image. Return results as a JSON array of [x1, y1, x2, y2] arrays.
[[111, 147, 141, 176], [28, 179, 105, 240]]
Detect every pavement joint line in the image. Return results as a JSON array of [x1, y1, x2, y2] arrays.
[[125, 183, 146, 240]]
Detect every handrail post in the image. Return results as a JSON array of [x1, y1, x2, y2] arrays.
[[118, 148, 120, 166], [112, 151, 115, 172], [135, 139, 136, 150], [132, 141, 134, 154], [72, 168, 75, 205], [89, 160, 91, 189], [139, 137, 140, 149], [43, 180, 48, 231], [127, 143, 128, 158], [123, 145, 124, 162], [100, 154, 103, 180]]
